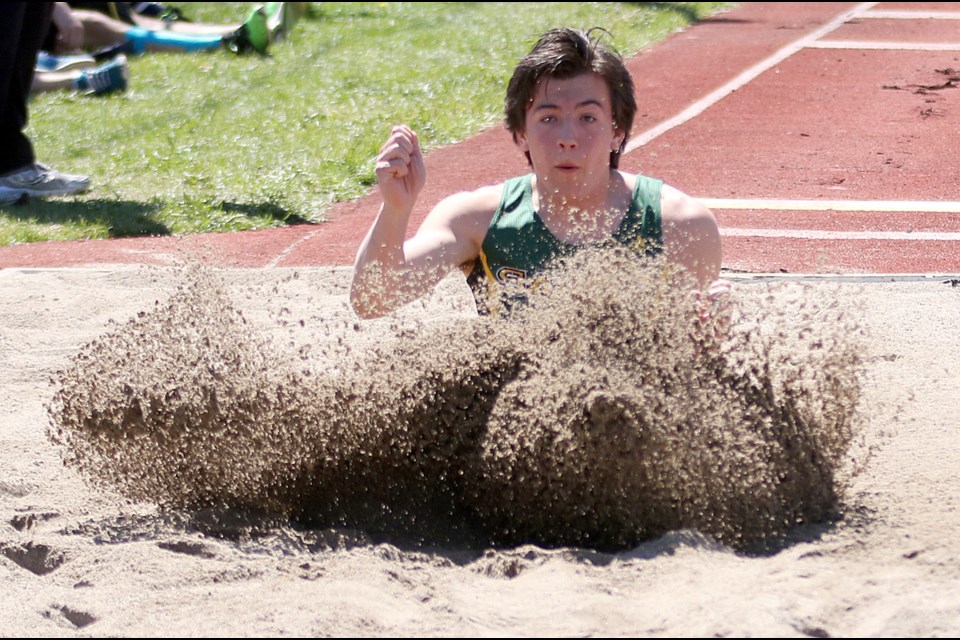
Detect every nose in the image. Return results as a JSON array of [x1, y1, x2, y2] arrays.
[[557, 119, 577, 150]]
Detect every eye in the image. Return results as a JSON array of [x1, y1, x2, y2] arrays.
[[581, 113, 598, 123]]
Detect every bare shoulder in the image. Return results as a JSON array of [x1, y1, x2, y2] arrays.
[[405, 183, 505, 269], [659, 183, 714, 224], [657, 183, 722, 288], [427, 184, 503, 220], [420, 183, 504, 237]]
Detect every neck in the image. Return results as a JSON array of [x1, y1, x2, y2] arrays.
[[533, 170, 631, 244]]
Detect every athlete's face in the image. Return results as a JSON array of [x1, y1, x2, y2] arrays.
[[517, 72, 624, 189]]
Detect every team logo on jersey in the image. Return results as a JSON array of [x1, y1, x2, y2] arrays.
[[630, 236, 648, 254], [496, 267, 527, 284]]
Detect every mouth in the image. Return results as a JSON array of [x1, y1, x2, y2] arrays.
[[555, 163, 579, 173]]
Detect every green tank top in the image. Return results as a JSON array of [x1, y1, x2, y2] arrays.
[[467, 173, 664, 315]]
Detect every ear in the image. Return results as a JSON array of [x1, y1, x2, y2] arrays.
[[611, 130, 626, 151], [516, 130, 530, 154]]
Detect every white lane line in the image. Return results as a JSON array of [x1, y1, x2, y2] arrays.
[[266, 227, 322, 268], [809, 40, 960, 50], [725, 272, 960, 283], [862, 10, 960, 19], [721, 228, 960, 241], [699, 198, 960, 213], [623, 2, 878, 154]]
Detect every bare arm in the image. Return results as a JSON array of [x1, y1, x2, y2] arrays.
[[660, 183, 723, 291], [350, 126, 496, 319], [51, 2, 85, 52]]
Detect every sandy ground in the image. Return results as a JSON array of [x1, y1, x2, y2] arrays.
[[1, 264, 959, 637]]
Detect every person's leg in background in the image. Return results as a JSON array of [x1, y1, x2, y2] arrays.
[[31, 54, 128, 96], [0, 2, 91, 204], [1, 2, 53, 175]]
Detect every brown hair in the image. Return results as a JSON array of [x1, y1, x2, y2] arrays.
[[504, 27, 636, 169]]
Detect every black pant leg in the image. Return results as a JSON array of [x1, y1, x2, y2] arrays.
[[0, 2, 54, 174]]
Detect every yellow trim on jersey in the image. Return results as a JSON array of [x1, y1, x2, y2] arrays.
[[477, 248, 500, 310], [479, 247, 495, 283]]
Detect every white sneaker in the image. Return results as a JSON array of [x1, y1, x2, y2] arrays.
[[0, 185, 25, 206], [36, 51, 96, 72], [0, 162, 90, 198]]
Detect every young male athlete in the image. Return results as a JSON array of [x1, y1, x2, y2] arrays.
[[351, 27, 726, 319]]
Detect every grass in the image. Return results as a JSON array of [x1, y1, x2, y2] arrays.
[[2, 2, 730, 246]]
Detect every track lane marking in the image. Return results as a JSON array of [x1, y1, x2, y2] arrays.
[[699, 199, 960, 213], [725, 272, 960, 283], [861, 10, 960, 19], [623, 2, 878, 154], [266, 228, 322, 268], [721, 229, 960, 241], [809, 40, 960, 50]]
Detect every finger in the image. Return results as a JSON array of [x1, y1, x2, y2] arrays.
[[375, 157, 410, 179], [379, 140, 411, 160], [406, 128, 422, 157], [376, 143, 411, 168], [381, 128, 416, 155], [391, 125, 421, 157]]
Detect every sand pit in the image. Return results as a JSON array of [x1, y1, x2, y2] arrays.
[[2, 262, 959, 636]]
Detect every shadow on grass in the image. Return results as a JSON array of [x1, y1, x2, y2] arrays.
[[2, 198, 315, 244], [218, 201, 312, 226], [627, 2, 747, 24], [4, 198, 171, 238]]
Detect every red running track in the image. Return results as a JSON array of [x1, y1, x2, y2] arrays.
[[1, 2, 958, 275]]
